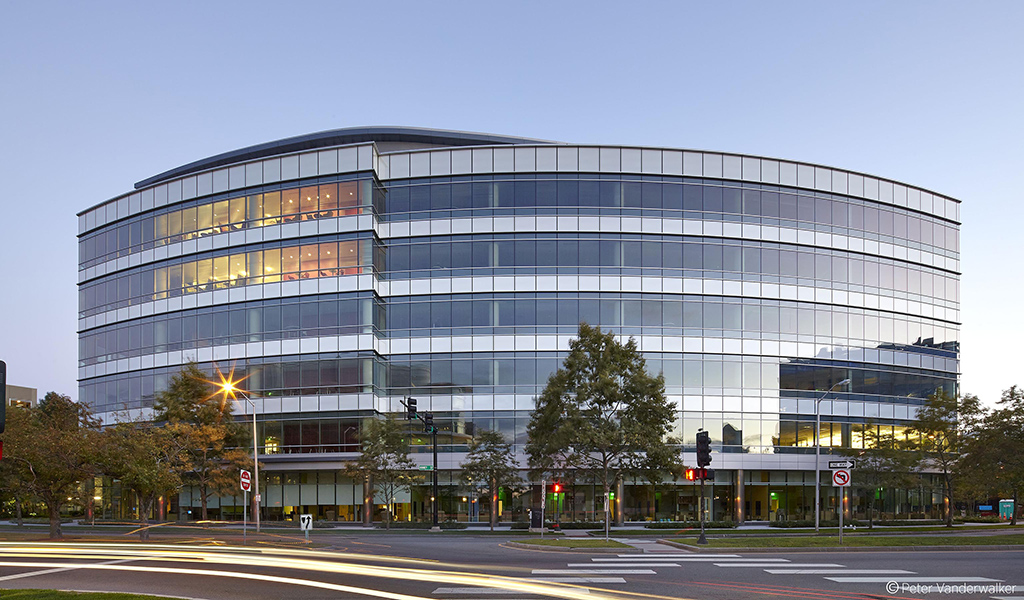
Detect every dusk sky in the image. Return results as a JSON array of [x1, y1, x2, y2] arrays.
[[1, 1, 1020, 407]]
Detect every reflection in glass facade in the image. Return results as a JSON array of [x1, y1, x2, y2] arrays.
[[79, 127, 959, 524]]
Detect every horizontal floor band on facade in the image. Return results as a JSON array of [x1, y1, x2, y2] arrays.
[[82, 137, 959, 235], [78, 332, 958, 380], [80, 213, 959, 284], [79, 275, 959, 334]]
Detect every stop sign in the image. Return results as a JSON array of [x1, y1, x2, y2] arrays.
[[240, 469, 252, 492]]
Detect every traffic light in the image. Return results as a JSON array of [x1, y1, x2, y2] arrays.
[[696, 430, 712, 468], [553, 482, 561, 493], [0, 360, 6, 434], [424, 412, 434, 433], [406, 397, 417, 420], [686, 468, 715, 481]]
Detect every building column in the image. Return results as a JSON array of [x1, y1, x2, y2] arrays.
[[735, 469, 744, 523], [362, 474, 373, 526], [614, 476, 625, 526]]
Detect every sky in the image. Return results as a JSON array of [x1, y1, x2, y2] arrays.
[[0, 1, 1020, 407]]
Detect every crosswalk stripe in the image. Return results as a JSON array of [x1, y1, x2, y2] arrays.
[[615, 553, 737, 557], [823, 573, 999, 577], [567, 563, 678, 568], [714, 563, 844, 568], [766, 569, 916, 575], [626, 552, 786, 556], [433, 588, 590, 595], [593, 552, 688, 556], [532, 573, 626, 577], [531, 569, 656, 575]]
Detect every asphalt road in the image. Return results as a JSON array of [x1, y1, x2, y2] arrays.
[[0, 533, 1022, 600]]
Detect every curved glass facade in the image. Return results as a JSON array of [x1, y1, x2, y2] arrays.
[[79, 128, 959, 523]]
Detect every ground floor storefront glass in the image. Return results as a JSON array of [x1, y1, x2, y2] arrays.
[[164, 470, 946, 524]]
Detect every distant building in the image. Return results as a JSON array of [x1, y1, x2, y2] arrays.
[[78, 127, 959, 524], [6, 384, 37, 409]]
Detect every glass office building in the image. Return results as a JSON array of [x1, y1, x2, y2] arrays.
[[78, 127, 959, 523]]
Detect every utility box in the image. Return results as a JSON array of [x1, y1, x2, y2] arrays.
[[999, 499, 1015, 520]]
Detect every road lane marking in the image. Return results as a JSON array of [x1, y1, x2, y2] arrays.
[[765, 569, 916, 575], [824, 576, 1003, 583], [531, 569, 656, 575]]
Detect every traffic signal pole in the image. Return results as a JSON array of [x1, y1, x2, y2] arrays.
[[698, 474, 707, 545], [432, 423, 439, 529], [696, 428, 712, 545], [402, 397, 440, 530]]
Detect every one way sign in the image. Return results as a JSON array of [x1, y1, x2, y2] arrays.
[[828, 460, 856, 469]]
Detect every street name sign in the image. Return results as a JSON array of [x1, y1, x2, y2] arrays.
[[829, 460, 856, 469], [832, 469, 851, 487], [418, 465, 433, 471]]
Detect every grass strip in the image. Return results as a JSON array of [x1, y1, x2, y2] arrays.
[[667, 533, 1024, 548]]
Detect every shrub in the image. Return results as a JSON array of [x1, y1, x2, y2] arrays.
[[959, 515, 1006, 523], [380, 521, 467, 530], [873, 519, 947, 526], [549, 521, 606, 530], [769, 519, 864, 528], [645, 521, 738, 529]]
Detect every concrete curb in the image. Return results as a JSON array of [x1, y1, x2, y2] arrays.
[[656, 539, 1024, 553], [505, 541, 643, 553]]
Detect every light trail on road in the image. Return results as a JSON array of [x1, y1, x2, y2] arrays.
[[0, 543, 617, 600]]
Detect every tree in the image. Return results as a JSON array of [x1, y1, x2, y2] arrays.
[[346, 416, 417, 529], [0, 393, 100, 538], [910, 389, 983, 527], [843, 424, 918, 528], [959, 386, 1024, 525], [460, 429, 523, 531], [153, 362, 250, 521], [526, 323, 683, 539], [102, 417, 188, 540]]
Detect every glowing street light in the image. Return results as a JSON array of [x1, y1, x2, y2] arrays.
[[220, 378, 261, 533]]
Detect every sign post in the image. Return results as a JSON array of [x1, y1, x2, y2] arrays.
[[240, 469, 252, 544], [832, 469, 851, 544], [540, 478, 546, 538], [300, 513, 313, 541]]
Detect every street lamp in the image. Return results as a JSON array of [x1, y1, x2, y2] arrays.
[[815, 378, 851, 533], [220, 380, 260, 533]]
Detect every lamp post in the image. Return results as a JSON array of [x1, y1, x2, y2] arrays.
[[815, 378, 851, 533], [221, 381, 260, 533]]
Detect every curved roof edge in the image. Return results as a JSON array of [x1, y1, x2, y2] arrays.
[[134, 126, 561, 189]]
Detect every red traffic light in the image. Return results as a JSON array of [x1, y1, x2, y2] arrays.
[[553, 483, 561, 493], [685, 469, 695, 481]]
